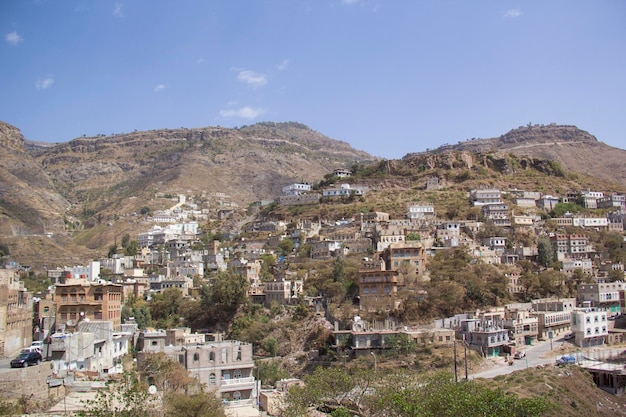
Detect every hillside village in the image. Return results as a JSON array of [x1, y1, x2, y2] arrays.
[[2, 163, 626, 416]]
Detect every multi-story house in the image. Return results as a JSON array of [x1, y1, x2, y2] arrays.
[[470, 189, 502, 206], [561, 258, 593, 276], [436, 222, 461, 245], [597, 194, 626, 211], [230, 258, 262, 283], [458, 319, 509, 357], [407, 203, 435, 220], [282, 183, 312, 196], [483, 237, 507, 255], [530, 297, 575, 340], [264, 279, 303, 306], [550, 234, 589, 260], [54, 279, 123, 331], [571, 308, 608, 347], [382, 241, 427, 276], [333, 168, 352, 178], [577, 282, 623, 316], [537, 195, 560, 211], [0, 269, 33, 356], [481, 203, 511, 226], [511, 197, 537, 208], [309, 240, 345, 259], [138, 338, 257, 408], [503, 308, 539, 346], [572, 216, 609, 229], [49, 321, 131, 374], [358, 269, 402, 311], [581, 191, 604, 209]]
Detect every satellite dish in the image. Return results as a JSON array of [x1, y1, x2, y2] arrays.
[[148, 385, 157, 395]]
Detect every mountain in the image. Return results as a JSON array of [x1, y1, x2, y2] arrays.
[[0, 121, 624, 269], [0, 121, 374, 267], [419, 124, 626, 189]]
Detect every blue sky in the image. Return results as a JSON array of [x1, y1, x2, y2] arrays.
[[1, 1, 625, 159]]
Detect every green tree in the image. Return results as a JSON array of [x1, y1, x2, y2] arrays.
[[260, 254, 276, 281], [537, 237, 554, 267], [76, 371, 155, 417], [333, 256, 346, 283], [263, 336, 278, 357], [121, 233, 131, 249], [164, 391, 226, 417], [149, 288, 183, 328], [124, 240, 139, 256], [277, 238, 295, 257], [107, 244, 118, 258]]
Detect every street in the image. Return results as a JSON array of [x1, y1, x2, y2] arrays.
[[469, 337, 561, 380]]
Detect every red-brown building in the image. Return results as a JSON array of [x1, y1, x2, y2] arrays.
[[54, 280, 123, 331]]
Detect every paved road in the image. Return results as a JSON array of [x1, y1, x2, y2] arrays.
[[469, 338, 559, 380]]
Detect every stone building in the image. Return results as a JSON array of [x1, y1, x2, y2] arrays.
[[0, 269, 33, 356]]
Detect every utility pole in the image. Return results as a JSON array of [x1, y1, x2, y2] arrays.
[[371, 351, 377, 373], [464, 341, 468, 380], [453, 340, 458, 383]]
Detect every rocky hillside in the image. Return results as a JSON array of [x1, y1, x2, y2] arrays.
[[0, 121, 374, 266], [418, 124, 626, 189], [0, 121, 624, 268]]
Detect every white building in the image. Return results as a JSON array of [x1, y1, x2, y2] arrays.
[[571, 308, 608, 348], [282, 183, 312, 196], [407, 203, 435, 219]]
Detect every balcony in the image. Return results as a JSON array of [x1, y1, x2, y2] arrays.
[[220, 376, 256, 390], [222, 398, 255, 408]]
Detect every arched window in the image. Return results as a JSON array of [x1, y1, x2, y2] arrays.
[[233, 391, 241, 401], [209, 373, 216, 385], [236, 345, 242, 361], [233, 369, 242, 379]]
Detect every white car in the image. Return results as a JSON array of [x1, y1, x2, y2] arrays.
[[514, 351, 526, 359], [29, 341, 43, 354]]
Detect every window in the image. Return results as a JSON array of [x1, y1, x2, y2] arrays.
[[233, 369, 242, 379], [209, 373, 216, 385], [209, 351, 215, 361], [193, 353, 199, 361]]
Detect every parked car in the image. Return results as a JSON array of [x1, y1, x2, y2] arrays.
[[556, 355, 577, 366], [514, 351, 526, 359], [29, 341, 43, 354], [10, 350, 42, 368]]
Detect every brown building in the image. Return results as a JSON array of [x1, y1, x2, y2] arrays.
[[358, 269, 402, 310], [0, 269, 33, 356], [54, 279, 123, 331], [382, 241, 427, 275]]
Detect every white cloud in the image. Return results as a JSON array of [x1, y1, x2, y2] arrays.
[[154, 84, 165, 92], [503, 9, 523, 18], [113, 3, 124, 18], [342, 0, 358, 4], [237, 70, 268, 88], [36, 75, 55, 91], [277, 59, 290, 71], [219, 106, 265, 119], [5, 31, 23, 46]]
